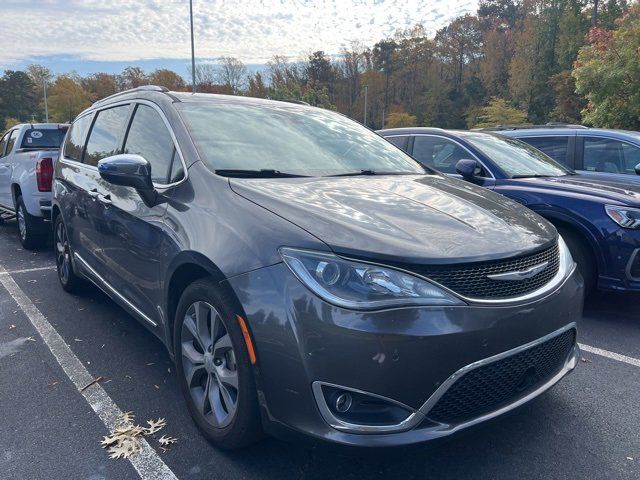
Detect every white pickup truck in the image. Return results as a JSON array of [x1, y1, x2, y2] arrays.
[[0, 123, 69, 249]]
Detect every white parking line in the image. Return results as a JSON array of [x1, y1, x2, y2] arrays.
[[0, 266, 56, 275], [0, 263, 178, 480], [579, 343, 640, 368]]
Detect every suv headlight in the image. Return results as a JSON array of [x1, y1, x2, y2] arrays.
[[605, 205, 640, 229], [280, 248, 464, 310]]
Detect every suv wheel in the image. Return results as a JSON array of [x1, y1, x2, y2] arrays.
[[16, 195, 46, 250], [54, 215, 82, 292], [174, 279, 262, 449]]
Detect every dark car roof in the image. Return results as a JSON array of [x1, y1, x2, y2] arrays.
[[498, 127, 640, 143]]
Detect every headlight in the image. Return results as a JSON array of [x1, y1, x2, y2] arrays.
[[605, 205, 640, 229], [558, 235, 575, 276], [280, 248, 464, 310]]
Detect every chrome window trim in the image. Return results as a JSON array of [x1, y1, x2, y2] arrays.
[[59, 99, 189, 190], [409, 133, 496, 180], [312, 323, 578, 435], [73, 252, 157, 327]]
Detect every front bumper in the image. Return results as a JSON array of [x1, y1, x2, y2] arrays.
[[225, 262, 583, 447]]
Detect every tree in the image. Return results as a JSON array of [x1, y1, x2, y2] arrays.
[[83, 73, 119, 100], [372, 40, 398, 121], [47, 75, 92, 123], [216, 57, 247, 94], [25, 64, 53, 121], [549, 70, 585, 122], [574, 4, 640, 129], [148, 69, 185, 91], [472, 97, 528, 127], [247, 72, 268, 98], [305, 51, 334, 88], [120, 66, 147, 89], [385, 112, 418, 128], [191, 63, 217, 91], [0, 70, 38, 122]]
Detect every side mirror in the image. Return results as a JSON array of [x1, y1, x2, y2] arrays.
[[635, 163, 640, 175], [455, 159, 481, 178], [98, 154, 156, 204]]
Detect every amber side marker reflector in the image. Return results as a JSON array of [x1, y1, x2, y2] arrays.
[[236, 315, 257, 364]]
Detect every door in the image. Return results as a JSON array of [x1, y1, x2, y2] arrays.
[[0, 130, 13, 208], [69, 104, 132, 280], [98, 103, 182, 325], [580, 136, 640, 175], [411, 135, 495, 188]]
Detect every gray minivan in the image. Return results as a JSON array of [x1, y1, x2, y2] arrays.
[[52, 86, 583, 449]]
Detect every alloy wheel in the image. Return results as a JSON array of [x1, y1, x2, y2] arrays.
[[181, 301, 239, 428], [55, 220, 71, 284]]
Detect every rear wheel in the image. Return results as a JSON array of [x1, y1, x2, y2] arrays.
[[174, 279, 262, 449], [54, 215, 83, 293], [16, 195, 46, 250], [558, 226, 596, 295]]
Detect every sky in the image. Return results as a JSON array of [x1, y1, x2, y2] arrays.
[[1, 0, 478, 76]]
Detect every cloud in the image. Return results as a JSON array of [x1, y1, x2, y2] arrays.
[[1, 0, 477, 67]]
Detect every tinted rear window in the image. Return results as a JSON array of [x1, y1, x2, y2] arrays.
[[20, 128, 67, 149]]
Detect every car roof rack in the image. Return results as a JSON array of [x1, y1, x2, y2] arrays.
[[93, 85, 170, 107], [476, 122, 588, 132]]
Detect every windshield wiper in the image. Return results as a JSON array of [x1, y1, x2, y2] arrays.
[[511, 174, 556, 179], [326, 169, 421, 177], [214, 169, 308, 178]]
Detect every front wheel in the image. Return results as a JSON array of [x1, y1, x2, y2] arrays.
[[16, 195, 46, 250], [558, 227, 596, 295], [54, 215, 83, 293], [174, 279, 262, 449]]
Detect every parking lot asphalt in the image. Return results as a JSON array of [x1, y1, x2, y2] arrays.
[[0, 218, 639, 480]]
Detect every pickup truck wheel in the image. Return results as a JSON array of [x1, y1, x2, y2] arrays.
[[16, 196, 46, 250]]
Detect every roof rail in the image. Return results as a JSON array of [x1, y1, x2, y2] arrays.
[[93, 85, 170, 106], [475, 122, 588, 132], [276, 99, 310, 106]]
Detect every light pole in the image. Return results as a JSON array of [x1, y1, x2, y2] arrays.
[[189, 0, 196, 94], [363, 84, 368, 127], [43, 80, 49, 123]]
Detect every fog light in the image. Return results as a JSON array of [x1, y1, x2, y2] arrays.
[[335, 392, 352, 413]]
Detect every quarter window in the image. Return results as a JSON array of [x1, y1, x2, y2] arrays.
[[123, 105, 177, 184], [0, 132, 9, 157], [64, 114, 93, 162], [84, 105, 131, 167], [412, 136, 473, 175], [520, 137, 570, 166], [5, 130, 19, 155], [584, 137, 640, 174], [385, 136, 409, 152]]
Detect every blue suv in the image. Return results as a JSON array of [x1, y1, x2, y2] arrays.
[[378, 128, 640, 295], [485, 125, 640, 179]]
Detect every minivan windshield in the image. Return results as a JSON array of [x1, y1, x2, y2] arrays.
[[460, 132, 573, 178], [177, 101, 427, 177]]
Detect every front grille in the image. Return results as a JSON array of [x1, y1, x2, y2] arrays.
[[413, 243, 560, 299], [426, 329, 576, 425]]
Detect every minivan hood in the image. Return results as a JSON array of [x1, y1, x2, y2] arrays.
[[509, 174, 640, 206], [230, 175, 556, 265]]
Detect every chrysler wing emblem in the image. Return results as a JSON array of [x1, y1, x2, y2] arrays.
[[487, 261, 549, 281]]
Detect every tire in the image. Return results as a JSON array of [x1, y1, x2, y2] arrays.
[[557, 226, 596, 295], [174, 279, 262, 449], [53, 214, 83, 293], [16, 195, 46, 250]]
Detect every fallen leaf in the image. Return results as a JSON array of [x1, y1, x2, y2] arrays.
[[108, 436, 140, 459], [144, 418, 166, 435], [158, 435, 177, 447]]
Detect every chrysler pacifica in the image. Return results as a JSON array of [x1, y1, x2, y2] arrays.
[[52, 86, 583, 449]]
